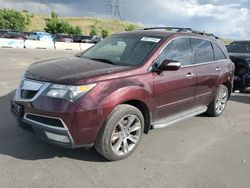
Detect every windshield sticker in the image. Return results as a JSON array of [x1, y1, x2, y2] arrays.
[[140, 37, 161, 43]]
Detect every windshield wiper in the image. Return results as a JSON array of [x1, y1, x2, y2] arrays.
[[89, 58, 116, 65]]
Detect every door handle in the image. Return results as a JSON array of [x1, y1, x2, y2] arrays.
[[216, 67, 222, 71], [186, 72, 194, 79]]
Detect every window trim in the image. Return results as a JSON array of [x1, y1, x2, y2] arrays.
[[190, 38, 214, 65], [181, 59, 226, 68], [153, 36, 227, 69], [212, 42, 227, 61], [155, 37, 192, 66]]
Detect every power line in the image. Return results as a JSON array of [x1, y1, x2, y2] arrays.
[[106, 0, 123, 20], [39, 0, 55, 15]]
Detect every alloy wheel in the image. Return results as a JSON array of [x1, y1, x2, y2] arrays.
[[215, 88, 228, 114], [110, 115, 142, 156]]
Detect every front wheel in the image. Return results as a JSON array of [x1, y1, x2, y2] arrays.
[[95, 104, 144, 161], [206, 85, 229, 117]]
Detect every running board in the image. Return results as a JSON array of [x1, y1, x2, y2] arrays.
[[152, 106, 208, 129]]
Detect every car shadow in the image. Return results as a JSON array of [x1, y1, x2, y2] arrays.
[[0, 91, 107, 162], [230, 91, 250, 105]]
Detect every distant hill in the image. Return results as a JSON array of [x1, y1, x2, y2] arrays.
[[24, 13, 232, 44], [26, 14, 142, 35]]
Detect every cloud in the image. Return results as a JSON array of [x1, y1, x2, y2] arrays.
[[123, 0, 250, 39], [0, 0, 249, 39]]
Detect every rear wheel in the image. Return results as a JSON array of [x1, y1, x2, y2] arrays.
[[207, 85, 229, 117], [95, 104, 144, 161]]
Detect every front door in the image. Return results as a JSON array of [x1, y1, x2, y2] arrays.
[[153, 37, 196, 121]]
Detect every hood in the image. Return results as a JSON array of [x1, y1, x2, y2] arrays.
[[25, 57, 132, 84]]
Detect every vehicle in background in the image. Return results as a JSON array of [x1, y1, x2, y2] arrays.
[[23, 32, 36, 39], [73, 35, 93, 43], [53, 34, 73, 43], [27, 33, 38, 40], [0, 29, 8, 38], [73, 35, 103, 43], [91, 35, 103, 43], [73, 35, 82, 43], [3, 31, 27, 40], [227, 40, 250, 91], [26, 32, 53, 41]]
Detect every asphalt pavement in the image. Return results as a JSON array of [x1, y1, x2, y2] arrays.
[[0, 48, 250, 188]]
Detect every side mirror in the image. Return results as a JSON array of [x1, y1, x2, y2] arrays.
[[159, 59, 181, 71]]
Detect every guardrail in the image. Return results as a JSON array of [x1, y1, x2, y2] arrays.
[[0, 38, 24, 48], [25, 40, 54, 49], [0, 38, 94, 51], [55, 42, 81, 50]]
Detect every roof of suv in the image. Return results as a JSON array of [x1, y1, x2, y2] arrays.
[[116, 27, 228, 59], [117, 28, 220, 43]]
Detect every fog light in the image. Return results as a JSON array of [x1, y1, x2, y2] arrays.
[[45, 131, 70, 143]]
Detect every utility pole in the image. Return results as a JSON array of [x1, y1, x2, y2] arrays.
[[106, 0, 123, 20], [39, 0, 55, 15]]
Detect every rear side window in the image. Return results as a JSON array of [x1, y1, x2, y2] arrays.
[[156, 38, 191, 66], [213, 43, 226, 60], [191, 38, 214, 64]]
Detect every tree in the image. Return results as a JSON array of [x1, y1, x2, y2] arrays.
[[89, 26, 97, 36], [51, 10, 58, 19], [73, 26, 82, 35], [101, 29, 109, 38], [0, 9, 27, 31], [44, 11, 82, 35], [125, 24, 135, 31]]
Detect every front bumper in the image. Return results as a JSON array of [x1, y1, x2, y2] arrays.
[[11, 101, 75, 148], [11, 78, 100, 149]]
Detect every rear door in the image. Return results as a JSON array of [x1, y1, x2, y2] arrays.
[[153, 37, 196, 120], [190, 38, 225, 106]]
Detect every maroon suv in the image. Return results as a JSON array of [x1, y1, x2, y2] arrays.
[[11, 27, 234, 161]]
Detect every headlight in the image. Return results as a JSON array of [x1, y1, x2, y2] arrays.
[[45, 83, 97, 101]]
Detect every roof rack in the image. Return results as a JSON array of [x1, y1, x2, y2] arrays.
[[143, 27, 219, 39]]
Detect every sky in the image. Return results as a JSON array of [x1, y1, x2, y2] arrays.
[[0, 0, 250, 39]]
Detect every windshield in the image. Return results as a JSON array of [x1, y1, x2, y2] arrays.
[[227, 41, 250, 54], [81, 34, 162, 66]]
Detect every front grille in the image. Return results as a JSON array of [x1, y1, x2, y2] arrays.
[[26, 114, 65, 128], [15, 79, 49, 101], [21, 90, 38, 99]]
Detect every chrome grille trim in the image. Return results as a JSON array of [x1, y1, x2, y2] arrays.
[[14, 79, 51, 102], [24, 113, 68, 130]]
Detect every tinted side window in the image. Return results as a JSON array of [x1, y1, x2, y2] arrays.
[[213, 43, 226, 60], [191, 38, 214, 64], [157, 38, 191, 66]]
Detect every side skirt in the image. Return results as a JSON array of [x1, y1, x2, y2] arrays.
[[152, 106, 208, 129]]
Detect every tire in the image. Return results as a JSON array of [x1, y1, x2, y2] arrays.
[[95, 104, 144, 161], [206, 85, 229, 117]]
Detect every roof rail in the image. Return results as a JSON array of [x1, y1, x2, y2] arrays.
[[143, 27, 192, 32], [143, 27, 219, 39]]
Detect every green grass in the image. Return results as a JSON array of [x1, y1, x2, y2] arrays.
[[222, 39, 233, 45], [26, 14, 142, 35], [25, 14, 232, 44]]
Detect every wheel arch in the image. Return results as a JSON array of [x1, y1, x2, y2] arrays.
[[122, 99, 151, 134], [222, 81, 232, 99]]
